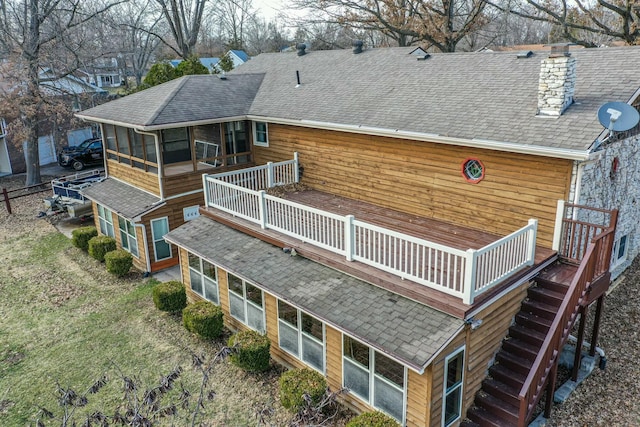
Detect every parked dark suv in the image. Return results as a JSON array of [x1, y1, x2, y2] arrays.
[[58, 138, 104, 171]]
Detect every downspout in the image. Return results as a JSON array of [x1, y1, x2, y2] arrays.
[[134, 128, 164, 200], [99, 123, 109, 178], [136, 223, 152, 276]]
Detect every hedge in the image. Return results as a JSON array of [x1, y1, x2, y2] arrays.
[[228, 330, 271, 372], [183, 301, 224, 339], [104, 249, 133, 277], [346, 411, 400, 427], [279, 368, 327, 412], [71, 226, 97, 251], [152, 281, 187, 313], [87, 235, 117, 262]]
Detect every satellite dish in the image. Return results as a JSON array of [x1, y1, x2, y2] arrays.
[[597, 102, 640, 132]]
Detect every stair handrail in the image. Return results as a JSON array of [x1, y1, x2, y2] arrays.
[[516, 222, 616, 426]]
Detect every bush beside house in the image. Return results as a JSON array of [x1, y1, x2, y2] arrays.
[[104, 249, 133, 276], [346, 411, 400, 427], [71, 226, 97, 251], [279, 368, 327, 412], [88, 236, 116, 262], [182, 301, 224, 339], [152, 281, 187, 313], [228, 330, 270, 372]]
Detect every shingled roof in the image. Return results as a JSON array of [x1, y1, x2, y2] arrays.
[[164, 216, 463, 372], [81, 178, 164, 220], [76, 73, 264, 129], [234, 46, 640, 153]]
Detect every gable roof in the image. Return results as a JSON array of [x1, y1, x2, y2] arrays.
[[233, 46, 640, 156], [164, 215, 464, 372], [229, 50, 249, 62], [75, 73, 264, 129]]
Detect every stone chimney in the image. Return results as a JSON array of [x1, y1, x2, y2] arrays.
[[537, 44, 576, 116]]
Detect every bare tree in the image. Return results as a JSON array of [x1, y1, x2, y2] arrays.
[[287, 0, 490, 51], [154, 0, 208, 58], [213, 0, 256, 49], [491, 0, 640, 46], [0, 0, 121, 185]]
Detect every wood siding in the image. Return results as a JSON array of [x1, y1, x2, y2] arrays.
[[430, 333, 467, 427], [163, 173, 206, 198], [254, 124, 573, 247], [107, 159, 160, 196]]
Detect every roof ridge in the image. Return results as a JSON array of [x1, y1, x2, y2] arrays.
[[147, 76, 190, 126]]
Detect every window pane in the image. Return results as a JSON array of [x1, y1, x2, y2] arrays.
[[120, 230, 129, 250], [106, 223, 114, 238], [129, 237, 138, 257], [618, 235, 627, 260], [152, 218, 169, 236], [228, 274, 243, 296], [115, 126, 130, 156], [344, 336, 369, 368], [375, 352, 404, 388], [203, 277, 218, 304], [245, 283, 263, 307], [190, 269, 203, 296], [229, 292, 245, 320], [126, 221, 135, 235], [144, 134, 157, 163], [447, 354, 463, 389], [188, 253, 200, 270], [374, 377, 403, 422], [202, 260, 216, 281], [246, 303, 264, 332], [104, 125, 117, 151], [444, 386, 462, 426], [129, 129, 144, 160], [302, 334, 324, 372], [301, 313, 323, 341], [344, 358, 369, 400], [279, 320, 299, 355], [155, 240, 171, 260], [278, 300, 298, 327]]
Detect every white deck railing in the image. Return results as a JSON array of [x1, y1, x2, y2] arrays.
[[203, 155, 538, 304]]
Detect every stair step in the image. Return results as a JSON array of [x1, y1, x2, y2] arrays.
[[522, 299, 559, 320], [482, 378, 520, 407], [489, 364, 527, 390], [476, 392, 519, 425], [536, 277, 570, 293], [496, 350, 535, 375], [528, 286, 566, 306], [515, 311, 553, 333], [509, 323, 547, 347], [460, 420, 480, 427], [467, 406, 517, 427], [502, 337, 540, 360]]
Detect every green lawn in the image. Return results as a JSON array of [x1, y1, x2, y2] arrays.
[[0, 223, 290, 426]]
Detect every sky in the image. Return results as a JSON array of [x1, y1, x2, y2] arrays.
[[254, 0, 285, 20]]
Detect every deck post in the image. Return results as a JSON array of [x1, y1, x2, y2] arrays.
[[552, 199, 566, 251], [258, 190, 267, 229], [267, 162, 274, 188], [344, 215, 354, 261], [527, 219, 538, 264], [590, 296, 605, 357], [294, 152, 300, 183], [572, 306, 588, 381], [2, 188, 10, 214], [544, 359, 559, 418], [463, 249, 476, 305]]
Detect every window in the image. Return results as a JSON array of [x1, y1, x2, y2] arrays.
[[253, 122, 269, 147], [343, 335, 406, 423], [278, 300, 325, 372], [103, 124, 157, 172], [118, 216, 139, 257], [228, 273, 264, 332], [461, 158, 485, 183], [443, 346, 465, 427], [97, 204, 115, 238], [150, 217, 171, 262], [611, 234, 629, 269], [162, 128, 191, 164], [224, 121, 249, 165], [188, 253, 219, 304]]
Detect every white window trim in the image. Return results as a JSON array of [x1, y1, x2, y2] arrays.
[[188, 254, 219, 305], [442, 345, 465, 427], [118, 216, 139, 258], [252, 121, 269, 147], [150, 217, 172, 262], [342, 333, 407, 424], [611, 234, 629, 269], [97, 204, 115, 238], [227, 274, 265, 333], [277, 300, 326, 373]]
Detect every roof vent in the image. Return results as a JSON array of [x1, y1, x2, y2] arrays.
[[296, 43, 307, 56], [409, 47, 430, 60], [218, 71, 227, 80], [353, 40, 364, 54], [516, 50, 533, 59]]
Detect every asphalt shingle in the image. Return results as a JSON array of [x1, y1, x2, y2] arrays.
[[81, 178, 163, 219]]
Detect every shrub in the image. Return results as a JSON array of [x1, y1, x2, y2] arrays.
[[346, 411, 400, 427], [71, 226, 97, 251], [152, 281, 187, 313], [279, 368, 327, 412], [88, 235, 117, 262], [183, 301, 224, 339], [228, 330, 270, 372], [104, 249, 133, 277]]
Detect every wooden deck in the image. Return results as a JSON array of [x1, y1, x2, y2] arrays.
[[201, 189, 557, 318]]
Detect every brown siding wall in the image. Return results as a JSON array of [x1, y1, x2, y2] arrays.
[[430, 333, 467, 427], [254, 124, 573, 247], [163, 173, 207, 198], [107, 160, 160, 196]]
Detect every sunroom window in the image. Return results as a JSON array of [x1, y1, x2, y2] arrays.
[[343, 335, 406, 423], [188, 253, 219, 304], [228, 273, 264, 332], [277, 300, 325, 372]]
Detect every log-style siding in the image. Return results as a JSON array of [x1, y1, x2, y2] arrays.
[[430, 333, 467, 427], [163, 174, 206, 198], [254, 124, 573, 247], [107, 160, 160, 196]]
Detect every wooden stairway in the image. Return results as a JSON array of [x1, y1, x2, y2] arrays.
[[463, 264, 575, 427]]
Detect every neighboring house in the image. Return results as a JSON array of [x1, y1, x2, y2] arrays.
[[169, 50, 249, 74], [78, 57, 124, 88], [76, 44, 640, 426]]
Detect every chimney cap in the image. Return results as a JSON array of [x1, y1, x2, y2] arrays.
[[545, 42, 574, 58]]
